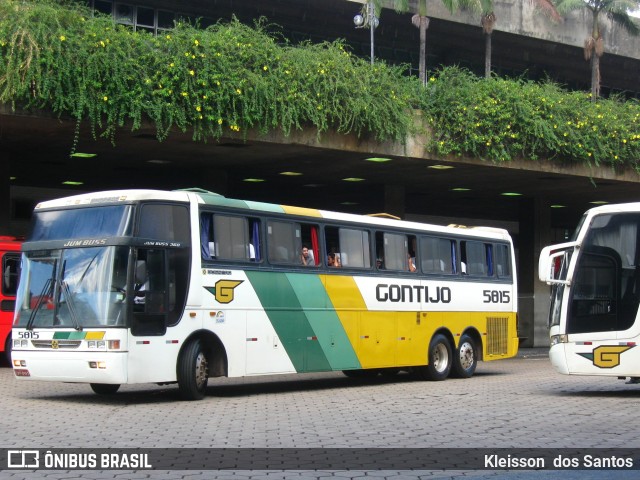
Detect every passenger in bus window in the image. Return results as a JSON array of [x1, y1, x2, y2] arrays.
[[376, 257, 384, 270], [408, 253, 417, 272], [301, 246, 314, 266], [328, 252, 341, 268]]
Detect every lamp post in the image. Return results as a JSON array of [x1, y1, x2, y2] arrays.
[[353, 0, 379, 65]]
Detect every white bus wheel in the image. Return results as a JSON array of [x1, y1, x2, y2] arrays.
[[178, 339, 209, 401], [416, 334, 452, 381], [451, 334, 477, 378]]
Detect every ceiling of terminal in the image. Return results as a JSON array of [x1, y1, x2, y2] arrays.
[[2, 110, 639, 234]]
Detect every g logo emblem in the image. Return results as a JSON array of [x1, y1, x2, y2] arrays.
[[51, 340, 59, 349], [205, 280, 244, 304], [578, 345, 634, 368]]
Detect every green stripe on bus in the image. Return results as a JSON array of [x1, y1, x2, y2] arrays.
[[286, 273, 360, 370], [246, 271, 332, 373]]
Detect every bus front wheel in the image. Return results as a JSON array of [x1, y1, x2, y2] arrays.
[[417, 334, 452, 381], [451, 334, 477, 378], [90, 383, 120, 395], [178, 339, 209, 401]]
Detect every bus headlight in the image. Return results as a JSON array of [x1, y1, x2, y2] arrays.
[[550, 334, 568, 346], [13, 339, 28, 348]]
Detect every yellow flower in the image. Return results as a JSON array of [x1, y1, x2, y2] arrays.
[[194, 39, 199, 46], [182, 92, 188, 97], [263, 65, 268, 71], [218, 119, 223, 125], [236, 88, 242, 94], [169, 63, 174, 68], [59, 35, 66, 42], [103, 96, 108, 102], [196, 106, 201, 112], [189, 70, 195, 76]]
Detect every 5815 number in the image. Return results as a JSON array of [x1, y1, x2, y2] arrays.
[[483, 290, 510, 303]]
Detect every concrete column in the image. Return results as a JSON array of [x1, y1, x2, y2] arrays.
[[518, 196, 552, 347], [384, 184, 405, 219]]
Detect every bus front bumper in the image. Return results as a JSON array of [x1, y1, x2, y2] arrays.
[[549, 343, 569, 375], [11, 350, 128, 384]]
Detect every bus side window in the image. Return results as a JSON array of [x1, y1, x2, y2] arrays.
[[201, 213, 260, 263], [214, 215, 251, 261], [267, 220, 300, 264], [324, 226, 370, 269], [1, 253, 20, 312], [376, 231, 411, 272], [420, 236, 454, 274], [461, 240, 488, 276], [494, 244, 511, 278]]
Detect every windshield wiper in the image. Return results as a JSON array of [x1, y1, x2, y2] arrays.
[[60, 281, 83, 331], [25, 278, 53, 331]]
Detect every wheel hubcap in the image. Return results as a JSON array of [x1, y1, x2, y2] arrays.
[[433, 343, 449, 372], [459, 342, 474, 370], [194, 352, 209, 389]]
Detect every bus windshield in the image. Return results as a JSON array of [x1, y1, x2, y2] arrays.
[[29, 205, 133, 241], [14, 246, 129, 328]]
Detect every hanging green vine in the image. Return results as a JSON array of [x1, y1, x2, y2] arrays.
[[0, 0, 639, 172]]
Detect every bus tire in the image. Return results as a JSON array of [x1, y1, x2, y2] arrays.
[[178, 339, 209, 401], [451, 334, 477, 378], [90, 383, 120, 395], [417, 334, 452, 381]]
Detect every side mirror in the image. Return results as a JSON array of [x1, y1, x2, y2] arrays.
[[538, 242, 578, 285]]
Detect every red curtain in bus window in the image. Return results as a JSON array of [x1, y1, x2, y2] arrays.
[[311, 227, 319, 265]]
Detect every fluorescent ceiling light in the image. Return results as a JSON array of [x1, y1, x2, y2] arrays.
[[501, 192, 522, 196], [70, 153, 97, 158], [280, 171, 303, 176], [365, 157, 392, 163], [428, 165, 455, 170], [62, 181, 84, 186], [451, 187, 470, 192], [590, 200, 608, 204], [342, 177, 365, 182], [243, 178, 265, 183]]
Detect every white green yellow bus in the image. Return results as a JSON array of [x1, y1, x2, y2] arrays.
[[539, 202, 640, 382], [12, 188, 518, 400]]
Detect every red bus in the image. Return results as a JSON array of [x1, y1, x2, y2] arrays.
[[0, 236, 21, 363]]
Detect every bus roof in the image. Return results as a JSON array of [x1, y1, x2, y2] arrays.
[[33, 188, 513, 242]]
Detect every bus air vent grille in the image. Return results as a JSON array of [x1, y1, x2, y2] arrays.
[[32, 340, 82, 349], [486, 317, 508, 356]]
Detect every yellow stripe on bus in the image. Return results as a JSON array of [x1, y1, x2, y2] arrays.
[[281, 205, 323, 217]]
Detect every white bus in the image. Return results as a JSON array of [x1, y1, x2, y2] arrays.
[[539, 202, 640, 382], [12, 189, 519, 400]]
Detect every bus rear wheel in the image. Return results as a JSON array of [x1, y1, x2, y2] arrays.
[[451, 334, 477, 378], [90, 383, 120, 395], [416, 334, 452, 381], [178, 339, 209, 401]]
